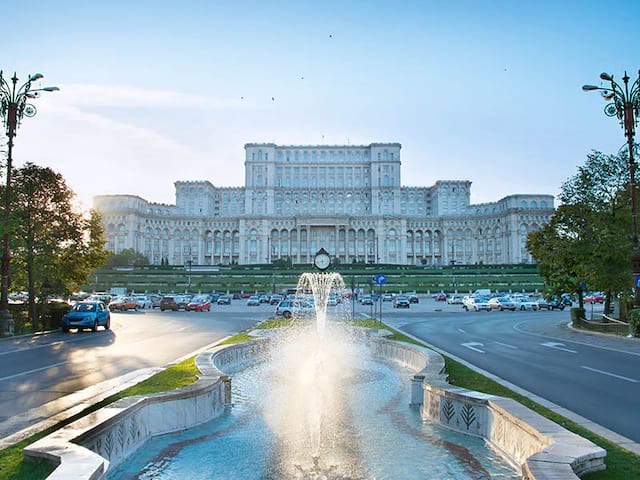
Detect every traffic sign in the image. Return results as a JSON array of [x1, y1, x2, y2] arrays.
[[635, 275, 640, 289], [374, 274, 387, 286]]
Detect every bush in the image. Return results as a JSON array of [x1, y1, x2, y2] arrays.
[[628, 309, 640, 337], [570, 307, 586, 324]]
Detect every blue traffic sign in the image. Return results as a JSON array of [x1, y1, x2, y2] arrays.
[[374, 274, 387, 285], [635, 275, 640, 289]]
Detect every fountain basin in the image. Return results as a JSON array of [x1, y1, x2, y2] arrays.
[[24, 328, 605, 479]]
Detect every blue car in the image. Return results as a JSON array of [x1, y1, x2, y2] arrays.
[[62, 301, 111, 332]]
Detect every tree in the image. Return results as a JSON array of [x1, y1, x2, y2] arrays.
[[7, 163, 108, 329], [104, 248, 150, 267], [527, 151, 632, 314]]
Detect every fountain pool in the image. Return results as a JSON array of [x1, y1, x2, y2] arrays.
[[107, 331, 518, 479], [107, 272, 520, 479]]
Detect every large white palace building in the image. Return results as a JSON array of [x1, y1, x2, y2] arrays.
[[93, 142, 554, 267]]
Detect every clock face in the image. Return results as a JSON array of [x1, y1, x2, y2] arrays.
[[314, 253, 331, 271]]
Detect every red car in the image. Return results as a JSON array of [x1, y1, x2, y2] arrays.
[[185, 297, 211, 311], [434, 293, 447, 301], [584, 292, 604, 304]]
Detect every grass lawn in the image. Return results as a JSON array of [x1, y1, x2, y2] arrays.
[[1, 319, 638, 479]]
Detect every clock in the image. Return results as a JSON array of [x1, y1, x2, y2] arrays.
[[314, 248, 331, 271]]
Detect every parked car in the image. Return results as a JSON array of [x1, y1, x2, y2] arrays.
[[274, 299, 315, 318], [259, 295, 270, 304], [217, 295, 231, 305], [186, 296, 211, 311], [160, 296, 179, 311], [447, 294, 463, 305], [133, 294, 153, 309], [434, 293, 447, 301], [62, 301, 110, 332], [269, 294, 284, 305], [108, 296, 138, 311], [392, 296, 410, 308], [537, 296, 566, 310], [584, 292, 604, 304], [148, 294, 162, 308], [511, 295, 539, 310], [487, 296, 517, 311], [463, 295, 492, 312], [247, 295, 261, 306], [406, 293, 419, 304], [381, 293, 394, 302], [359, 295, 374, 305]]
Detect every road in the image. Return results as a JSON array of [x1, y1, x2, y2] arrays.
[[356, 298, 640, 443], [1, 296, 639, 446], [0, 302, 264, 437]]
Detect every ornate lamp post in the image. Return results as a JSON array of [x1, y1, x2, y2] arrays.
[[583, 70, 640, 307], [0, 71, 59, 335]]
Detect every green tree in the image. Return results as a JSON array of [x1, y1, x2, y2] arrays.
[[7, 163, 108, 329], [527, 151, 632, 314], [104, 248, 150, 267]]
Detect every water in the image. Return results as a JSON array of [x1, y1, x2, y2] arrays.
[[108, 273, 519, 479]]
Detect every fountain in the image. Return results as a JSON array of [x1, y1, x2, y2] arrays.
[[106, 269, 521, 479]]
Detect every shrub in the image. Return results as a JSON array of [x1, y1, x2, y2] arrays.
[[570, 307, 586, 325], [628, 309, 640, 337]]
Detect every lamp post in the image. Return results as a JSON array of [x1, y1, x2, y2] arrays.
[[0, 71, 59, 335], [583, 70, 640, 307]]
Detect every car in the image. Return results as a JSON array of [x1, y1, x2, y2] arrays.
[[247, 295, 261, 306], [381, 293, 394, 302], [160, 296, 180, 311], [406, 293, 419, 304], [511, 295, 539, 310], [217, 295, 231, 305], [148, 294, 162, 308], [327, 295, 339, 306], [487, 296, 517, 311], [447, 294, 463, 305], [274, 299, 315, 318], [537, 297, 566, 311], [259, 295, 270, 304], [133, 294, 153, 309], [359, 295, 374, 305], [462, 295, 492, 312], [269, 294, 284, 305], [62, 301, 111, 332], [108, 296, 138, 311], [434, 293, 447, 301], [186, 296, 211, 311], [584, 292, 604, 304], [392, 296, 410, 308]]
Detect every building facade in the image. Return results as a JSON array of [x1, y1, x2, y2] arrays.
[[93, 143, 554, 266]]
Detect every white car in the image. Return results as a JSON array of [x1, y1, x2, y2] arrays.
[[511, 295, 539, 311], [274, 299, 315, 318], [247, 295, 260, 306], [133, 294, 153, 309], [447, 294, 463, 305], [463, 295, 492, 312]]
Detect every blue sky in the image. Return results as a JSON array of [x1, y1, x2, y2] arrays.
[[2, 0, 639, 210]]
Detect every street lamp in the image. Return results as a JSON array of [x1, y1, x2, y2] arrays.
[[583, 70, 640, 307], [0, 71, 59, 335]]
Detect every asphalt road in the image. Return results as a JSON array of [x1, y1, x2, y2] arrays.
[[0, 302, 263, 434], [358, 298, 640, 443]]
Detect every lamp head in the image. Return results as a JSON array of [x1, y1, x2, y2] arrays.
[[582, 85, 599, 91], [43, 86, 60, 92], [600, 72, 612, 81], [28, 73, 44, 82]]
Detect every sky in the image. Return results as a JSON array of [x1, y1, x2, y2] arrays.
[[2, 0, 639, 211]]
